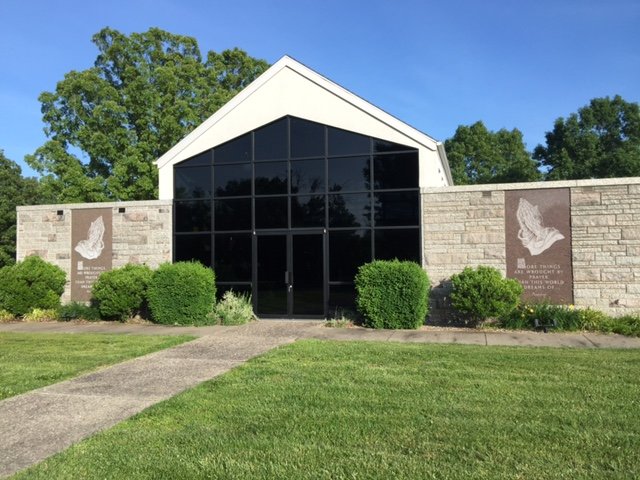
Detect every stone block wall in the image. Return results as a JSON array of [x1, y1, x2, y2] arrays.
[[422, 178, 640, 318], [17, 201, 172, 303]]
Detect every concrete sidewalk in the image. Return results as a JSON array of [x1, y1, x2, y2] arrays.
[[1, 320, 639, 477]]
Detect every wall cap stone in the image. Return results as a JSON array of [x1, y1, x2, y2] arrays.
[[17, 200, 173, 212], [421, 177, 640, 194]]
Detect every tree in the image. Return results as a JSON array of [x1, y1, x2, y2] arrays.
[[0, 150, 41, 267], [534, 95, 640, 180], [27, 28, 269, 202], [444, 121, 541, 185]]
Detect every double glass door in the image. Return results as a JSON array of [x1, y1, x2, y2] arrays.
[[256, 232, 325, 317]]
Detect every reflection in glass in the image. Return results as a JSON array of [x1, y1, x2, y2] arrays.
[[374, 228, 420, 262], [255, 161, 288, 195], [374, 152, 419, 190], [328, 192, 370, 227], [215, 234, 251, 281], [257, 235, 287, 314], [175, 234, 211, 266], [373, 139, 415, 154], [291, 117, 325, 158], [174, 166, 211, 199], [176, 150, 212, 167], [214, 164, 252, 197], [291, 195, 325, 228], [214, 198, 251, 231], [328, 127, 370, 156], [255, 118, 288, 161], [291, 159, 325, 194], [328, 156, 370, 192], [214, 133, 251, 163], [255, 196, 288, 229], [374, 191, 419, 226], [292, 234, 324, 315], [328, 284, 357, 311], [175, 200, 211, 232], [329, 230, 371, 282]]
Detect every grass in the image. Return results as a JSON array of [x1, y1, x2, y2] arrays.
[[13, 340, 640, 479], [0, 333, 195, 400]]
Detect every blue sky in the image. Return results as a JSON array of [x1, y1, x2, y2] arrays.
[[1, 0, 639, 177]]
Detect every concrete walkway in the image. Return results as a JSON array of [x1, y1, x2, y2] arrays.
[[1, 321, 639, 477]]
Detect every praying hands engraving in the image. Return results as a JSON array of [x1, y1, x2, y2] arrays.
[[74, 216, 106, 260], [516, 198, 564, 256]]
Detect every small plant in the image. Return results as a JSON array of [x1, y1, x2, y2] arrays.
[[23, 308, 59, 322], [148, 262, 216, 325], [0, 309, 15, 323], [92, 264, 153, 320], [213, 290, 255, 325], [355, 260, 430, 329], [0, 256, 66, 316], [325, 308, 358, 328], [59, 302, 101, 322], [449, 266, 523, 324], [608, 314, 640, 337]]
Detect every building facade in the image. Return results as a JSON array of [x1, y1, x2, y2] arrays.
[[16, 56, 640, 318]]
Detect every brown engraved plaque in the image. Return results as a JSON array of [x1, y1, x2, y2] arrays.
[[505, 188, 573, 304], [71, 208, 113, 302]]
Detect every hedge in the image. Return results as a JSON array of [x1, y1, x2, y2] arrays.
[[0, 256, 66, 316], [355, 260, 430, 329], [147, 262, 216, 325], [92, 264, 153, 320]]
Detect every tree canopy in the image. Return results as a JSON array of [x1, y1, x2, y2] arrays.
[[444, 121, 541, 185], [0, 150, 41, 267], [27, 27, 269, 202], [534, 95, 640, 180]]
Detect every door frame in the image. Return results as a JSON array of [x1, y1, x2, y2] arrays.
[[253, 229, 327, 319]]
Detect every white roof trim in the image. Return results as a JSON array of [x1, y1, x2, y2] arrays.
[[156, 55, 440, 169]]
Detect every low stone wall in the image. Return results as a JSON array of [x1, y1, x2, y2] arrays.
[[17, 201, 172, 303], [422, 178, 640, 319]]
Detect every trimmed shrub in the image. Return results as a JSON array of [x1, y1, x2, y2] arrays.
[[450, 266, 523, 324], [355, 260, 430, 329], [213, 290, 255, 325], [92, 264, 153, 320], [23, 308, 59, 322], [0, 256, 66, 316], [59, 302, 101, 322], [148, 262, 216, 325]]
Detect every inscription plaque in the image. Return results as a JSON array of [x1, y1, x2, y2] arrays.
[[71, 208, 112, 302], [505, 189, 573, 303]]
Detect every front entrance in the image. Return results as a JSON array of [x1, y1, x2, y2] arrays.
[[255, 232, 326, 318]]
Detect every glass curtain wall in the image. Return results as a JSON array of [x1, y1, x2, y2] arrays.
[[173, 116, 421, 316]]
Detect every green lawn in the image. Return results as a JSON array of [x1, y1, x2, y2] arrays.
[[0, 332, 195, 400], [14, 340, 640, 479]]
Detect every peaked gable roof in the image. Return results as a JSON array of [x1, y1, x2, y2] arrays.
[[156, 55, 452, 184]]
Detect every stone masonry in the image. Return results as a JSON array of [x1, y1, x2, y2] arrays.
[[422, 178, 640, 317], [17, 201, 172, 303]]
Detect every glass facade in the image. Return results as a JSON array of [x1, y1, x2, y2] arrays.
[[173, 116, 421, 317]]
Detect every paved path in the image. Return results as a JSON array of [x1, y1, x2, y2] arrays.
[[1, 321, 639, 477]]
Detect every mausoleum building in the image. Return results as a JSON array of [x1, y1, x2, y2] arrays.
[[17, 56, 640, 318]]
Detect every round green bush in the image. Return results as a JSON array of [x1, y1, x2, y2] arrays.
[[355, 260, 430, 329], [92, 264, 153, 320], [0, 255, 66, 316], [147, 262, 216, 325], [450, 266, 523, 323]]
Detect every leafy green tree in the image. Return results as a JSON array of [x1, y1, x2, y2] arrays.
[[0, 150, 41, 267], [534, 95, 640, 180], [27, 27, 269, 202], [445, 121, 541, 185]]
